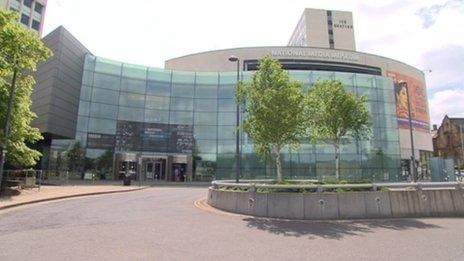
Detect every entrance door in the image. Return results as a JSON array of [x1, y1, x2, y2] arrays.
[[146, 162, 154, 179], [154, 161, 165, 180]]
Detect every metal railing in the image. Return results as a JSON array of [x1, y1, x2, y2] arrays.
[[212, 180, 464, 192]]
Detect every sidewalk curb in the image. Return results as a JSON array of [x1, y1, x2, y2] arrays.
[[0, 186, 148, 211]]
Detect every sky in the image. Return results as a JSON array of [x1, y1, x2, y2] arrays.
[[42, 0, 464, 126]]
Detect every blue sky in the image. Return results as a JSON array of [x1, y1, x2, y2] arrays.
[[42, 0, 464, 126]]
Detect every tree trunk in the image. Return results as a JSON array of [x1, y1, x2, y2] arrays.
[[335, 142, 340, 180], [274, 145, 283, 182]]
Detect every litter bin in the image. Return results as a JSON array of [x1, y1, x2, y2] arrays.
[[123, 172, 131, 186]]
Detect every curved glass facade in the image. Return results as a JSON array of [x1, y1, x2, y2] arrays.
[[74, 54, 401, 181]]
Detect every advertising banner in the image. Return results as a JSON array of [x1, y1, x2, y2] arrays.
[[114, 121, 193, 153], [387, 71, 430, 132]]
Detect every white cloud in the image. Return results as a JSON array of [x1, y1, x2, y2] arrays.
[[429, 89, 464, 124]]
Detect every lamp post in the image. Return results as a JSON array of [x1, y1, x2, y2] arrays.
[[399, 81, 417, 182], [228, 55, 241, 183]]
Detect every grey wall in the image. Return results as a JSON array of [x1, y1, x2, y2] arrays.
[[32, 26, 90, 139]]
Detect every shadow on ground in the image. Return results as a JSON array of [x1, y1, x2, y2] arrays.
[[0, 187, 21, 201], [244, 218, 442, 239]]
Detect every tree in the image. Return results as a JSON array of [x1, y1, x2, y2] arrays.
[[0, 10, 52, 171], [305, 80, 371, 180], [237, 56, 305, 182], [65, 142, 85, 173]]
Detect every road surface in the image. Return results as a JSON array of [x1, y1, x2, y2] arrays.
[[1, 187, 463, 260]]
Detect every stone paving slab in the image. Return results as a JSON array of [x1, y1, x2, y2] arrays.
[[0, 185, 147, 210]]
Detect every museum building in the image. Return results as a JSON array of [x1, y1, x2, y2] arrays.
[[31, 9, 433, 182]]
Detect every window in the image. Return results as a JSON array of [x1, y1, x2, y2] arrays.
[[145, 95, 170, 110], [93, 73, 120, 90], [170, 97, 193, 111], [194, 99, 217, 112], [119, 93, 145, 108], [34, 2, 43, 14], [90, 103, 118, 119], [121, 78, 146, 94], [144, 109, 169, 124], [88, 118, 117, 135], [20, 14, 30, 26], [147, 81, 170, 96], [23, 0, 33, 8], [118, 107, 144, 122], [194, 112, 217, 125], [92, 88, 119, 105], [31, 19, 40, 31]]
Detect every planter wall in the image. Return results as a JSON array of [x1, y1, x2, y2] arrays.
[[207, 188, 464, 220]]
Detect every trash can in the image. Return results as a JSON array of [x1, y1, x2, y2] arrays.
[[123, 173, 131, 186]]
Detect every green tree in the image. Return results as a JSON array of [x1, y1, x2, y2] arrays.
[[237, 56, 305, 182], [305, 80, 371, 180], [65, 142, 85, 173], [0, 10, 52, 168]]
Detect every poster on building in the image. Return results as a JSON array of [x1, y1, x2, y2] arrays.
[[114, 121, 193, 153], [140, 123, 169, 152], [87, 133, 115, 149], [386, 71, 430, 132], [169, 125, 194, 153]]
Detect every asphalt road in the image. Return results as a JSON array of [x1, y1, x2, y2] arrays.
[[1, 187, 464, 261]]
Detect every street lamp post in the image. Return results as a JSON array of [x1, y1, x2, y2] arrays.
[[399, 81, 417, 182], [228, 55, 241, 183]]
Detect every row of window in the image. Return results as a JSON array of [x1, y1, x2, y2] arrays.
[[83, 73, 395, 104]]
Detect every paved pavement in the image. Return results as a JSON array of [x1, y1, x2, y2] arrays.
[[0, 185, 146, 209], [0, 187, 464, 261]]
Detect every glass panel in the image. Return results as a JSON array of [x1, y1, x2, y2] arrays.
[[217, 140, 235, 153], [194, 99, 217, 112], [170, 97, 193, 111], [196, 140, 217, 154], [169, 111, 193, 125], [171, 83, 194, 98], [218, 112, 236, 125], [194, 125, 217, 140], [357, 87, 378, 101], [76, 116, 88, 132], [78, 101, 90, 116], [171, 71, 195, 97], [145, 95, 170, 110], [218, 84, 235, 99], [194, 112, 217, 125], [119, 92, 145, 108], [118, 107, 145, 122], [84, 55, 96, 71], [356, 74, 375, 88], [195, 84, 218, 98], [95, 57, 121, 75], [80, 86, 92, 101], [88, 118, 116, 134], [93, 73, 120, 90], [147, 67, 171, 82], [82, 70, 93, 86], [218, 99, 236, 112], [90, 103, 118, 119], [144, 109, 169, 124], [121, 78, 146, 94], [147, 80, 171, 96], [218, 125, 236, 140], [122, 64, 147, 79], [92, 88, 119, 105]]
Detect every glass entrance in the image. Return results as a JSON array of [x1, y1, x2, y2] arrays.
[[144, 159, 166, 180]]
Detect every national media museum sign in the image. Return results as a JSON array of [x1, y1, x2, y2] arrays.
[[270, 49, 360, 62]]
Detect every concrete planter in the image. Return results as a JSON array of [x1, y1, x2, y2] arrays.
[[207, 187, 464, 220]]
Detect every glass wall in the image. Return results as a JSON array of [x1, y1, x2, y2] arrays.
[[72, 54, 401, 181]]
